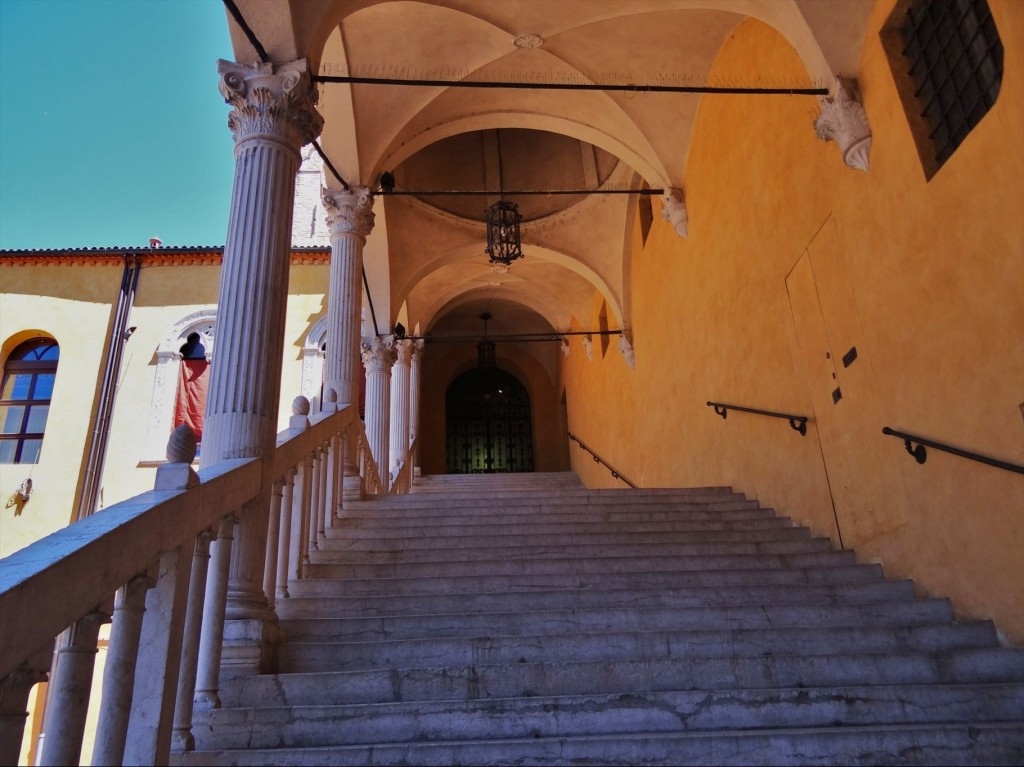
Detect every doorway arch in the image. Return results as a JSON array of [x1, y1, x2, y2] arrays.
[[445, 368, 533, 474]]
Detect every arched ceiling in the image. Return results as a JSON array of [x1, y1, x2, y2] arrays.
[[226, 0, 874, 343]]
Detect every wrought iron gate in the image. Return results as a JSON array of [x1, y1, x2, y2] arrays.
[[445, 368, 533, 473]]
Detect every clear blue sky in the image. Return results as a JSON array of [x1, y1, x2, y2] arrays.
[[0, 0, 237, 250]]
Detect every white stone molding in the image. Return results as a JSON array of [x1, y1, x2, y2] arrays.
[[815, 77, 872, 172], [292, 146, 329, 247], [301, 316, 329, 403], [582, 334, 593, 361], [218, 59, 324, 153], [618, 335, 636, 369], [660, 189, 689, 239], [141, 310, 217, 464], [323, 186, 375, 243], [561, 337, 570, 358]]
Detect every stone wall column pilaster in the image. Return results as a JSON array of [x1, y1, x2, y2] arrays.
[[361, 338, 396, 488], [389, 340, 413, 480], [200, 59, 323, 651], [322, 187, 374, 500], [408, 340, 424, 472]]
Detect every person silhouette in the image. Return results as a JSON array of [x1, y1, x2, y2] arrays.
[[179, 332, 207, 360]]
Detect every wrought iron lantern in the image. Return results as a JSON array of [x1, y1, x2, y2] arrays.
[[485, 199, 523, 270]]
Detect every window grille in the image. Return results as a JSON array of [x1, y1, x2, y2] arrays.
[[889, 0, 1003, 175]]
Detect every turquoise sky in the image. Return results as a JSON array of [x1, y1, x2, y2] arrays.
[[0, 0, 237, 250]]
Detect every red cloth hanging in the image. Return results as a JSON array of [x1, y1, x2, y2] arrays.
[[173, 359, 209, 442]]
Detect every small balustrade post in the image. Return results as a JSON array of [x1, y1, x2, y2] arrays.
[[330, 431, 344, 524], [38, 608, 109, 766], [172, 529, 213, 752], [0, 643, 51, 766], [316, 443, 329, 540], [298, 453, 314, 569], [276, 468, 296, 599], [263, 478, 285, 611], [308, 447, 321, 553], [193, 514, 237, 712], [92, 571, 156, 766]]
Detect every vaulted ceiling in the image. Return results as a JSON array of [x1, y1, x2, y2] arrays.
[[228, 0, 874, 352]]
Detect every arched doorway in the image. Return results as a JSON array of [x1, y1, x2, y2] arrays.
[[445, 368, 533, 474]]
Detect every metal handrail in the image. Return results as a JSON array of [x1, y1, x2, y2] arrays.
[[882, 427, 1024, 474], [567, 432, 636, 488], [706, 400, 808, 436]]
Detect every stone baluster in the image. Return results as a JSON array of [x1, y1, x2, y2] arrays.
[[193, 514, 237, 711], [408, 339, 425, 476], [322, 187, 374, 502], [92, 572, 156, 765], [263, 478, 285, 611], [308, 448, 321, 552], [200, 59, 323, 671], [171, 529, 213, 753], [276, 468, 296, 600], [38, 608, 109, 766], [0, 644, 51, 766], [316, 443, 329, 538], [297, 454, 313, 570]]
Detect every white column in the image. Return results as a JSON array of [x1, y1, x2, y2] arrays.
[[172, 530, 213, 752], [389, 340, 412, 481], [38, 611, 107, 766], [361, 338, 396, 487], [322, 187, 374, 500], [92, 573, 155, 766], [408, 339, 424, 472], [200, 60, 322, 663], [0, 645, 51, 767]]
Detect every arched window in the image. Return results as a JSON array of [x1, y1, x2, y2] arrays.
[[1, 338, 59, 464]]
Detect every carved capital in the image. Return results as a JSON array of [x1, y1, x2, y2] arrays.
[[361, 338, 397, 371], [323, 185, 375, 242], [582, 334, 593, 361], [410, 338, 425, 361], [660, 189, 688, 239], [394, 339, 414, 366], [560, 337, 570, 358], [217, 59, 324, 150], [815, 77, 872, 172]]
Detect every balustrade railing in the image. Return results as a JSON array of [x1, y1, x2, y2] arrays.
[[389, 436, 418, 494], [567, 432, 636, 488], [0, 396, 384, 765]]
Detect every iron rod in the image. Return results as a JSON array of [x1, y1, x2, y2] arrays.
[[380, 188, 664, 196], [882, 427, 1024, 474]]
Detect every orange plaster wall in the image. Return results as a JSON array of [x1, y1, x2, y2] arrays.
[[562, 2, 1024, 642]]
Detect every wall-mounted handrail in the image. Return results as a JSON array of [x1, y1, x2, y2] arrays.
[[567, 432, 636, 488], [882, 426, 1024, 474], [707, 400, 808, 436]]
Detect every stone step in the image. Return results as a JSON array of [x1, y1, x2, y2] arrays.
[[324, 515, 798, 541], [278, 599, 959, 646], [220, 647, 1024, 707], [330, 504, 778, 529], [189, 683, 1024, 752], [308, 536, 834, 566], [277, 621, 998, 673], [339, 495, 758, 516], [303, 549, 858, 580], [318, 524, 811, 551], [275, 579, 919, 619], [283, 562, 888, 599]]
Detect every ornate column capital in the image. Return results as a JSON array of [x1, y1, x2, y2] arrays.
[[410, 338, 425, 361], [217, 59, 324, 151], [815, 77, 872, 172], [660, 189, 689, 239], [394, 338, 414, 366], [323, 185, 375, 242], [361, 338, 397, 371]]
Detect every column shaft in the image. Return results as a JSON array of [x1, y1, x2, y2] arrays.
[[361, 339, 396, 488]]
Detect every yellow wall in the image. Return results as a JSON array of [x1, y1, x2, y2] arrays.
[[562, 1, 1024, 642], [0, 265, 122, 557]]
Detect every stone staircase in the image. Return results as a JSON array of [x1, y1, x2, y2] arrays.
[[178, 472, 1024, 765]]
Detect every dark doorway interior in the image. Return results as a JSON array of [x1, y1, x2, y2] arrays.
[[445, 367, 533, 473]]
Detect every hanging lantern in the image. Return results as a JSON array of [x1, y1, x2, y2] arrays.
[[485, 200, 523, 269]]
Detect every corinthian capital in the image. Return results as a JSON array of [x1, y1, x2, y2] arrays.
[[217, 59, 324, 150], [815, 77, 872, 172], [361, 338, 397, 371], [660, 190, 688, 239], [323, 185, 375, 242]]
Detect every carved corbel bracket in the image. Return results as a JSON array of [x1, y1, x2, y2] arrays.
[[660, 189, 688, 239], [618, 335, 636, 369], [815, 77, 872, 172]]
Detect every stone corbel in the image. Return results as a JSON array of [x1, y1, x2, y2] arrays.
[[815, 77, 872, 172], [618, 335, 636, 369], [660, 190, 688, 239], [560, 337, 570, 358]]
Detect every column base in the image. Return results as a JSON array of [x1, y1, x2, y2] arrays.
[[342, 471, 363, 504], [219, 617, 280, 678]]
